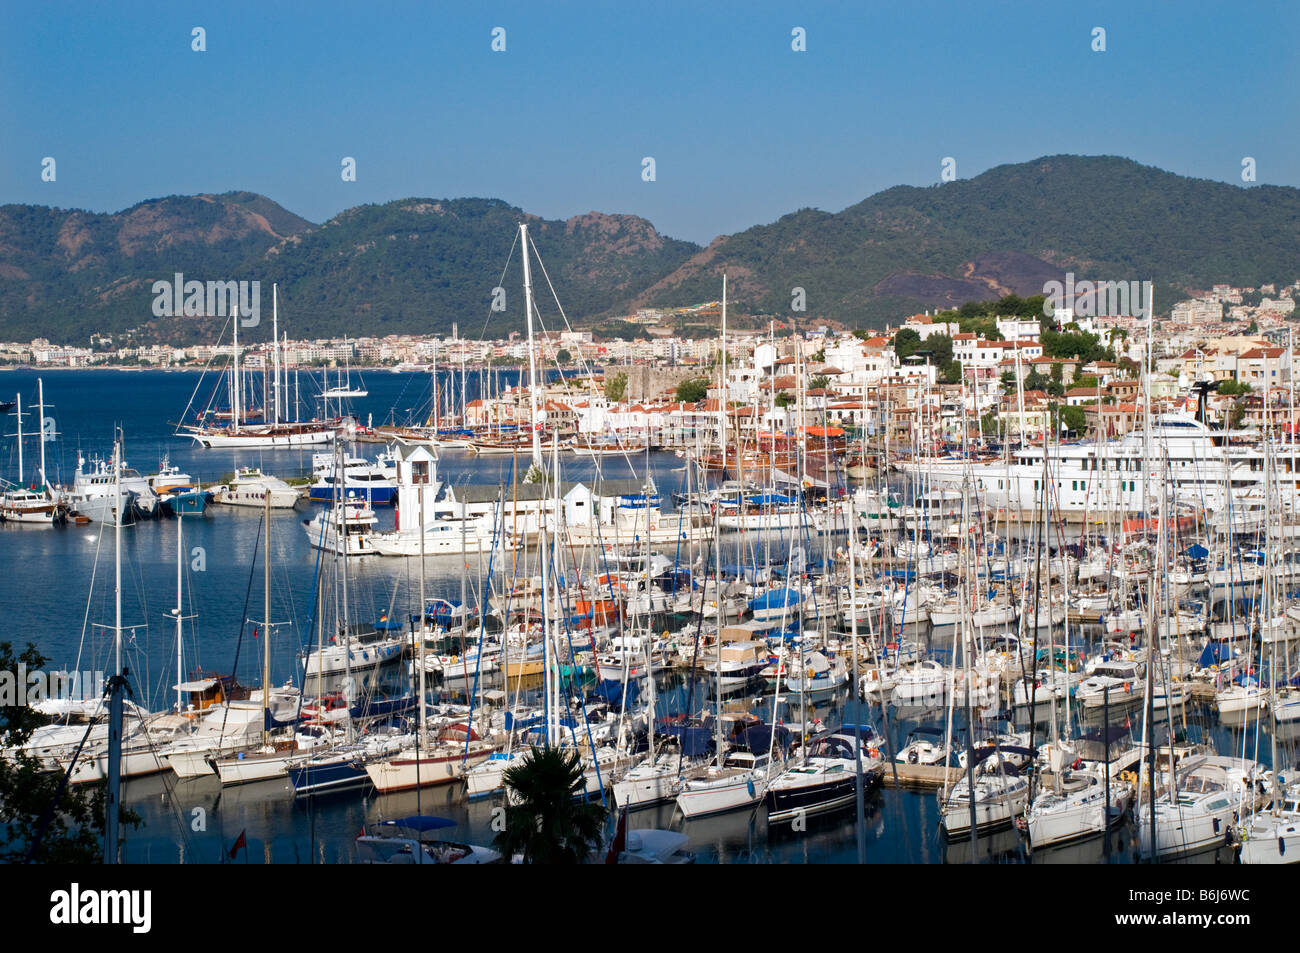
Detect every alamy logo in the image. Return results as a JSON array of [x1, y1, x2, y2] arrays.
[[151, 273, 260, 326], [50, 884, 151, 933], [0, 666, 104, 706], [1042, 272, 1152, 320]]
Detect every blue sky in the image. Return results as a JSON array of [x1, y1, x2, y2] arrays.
[[2, 0, 1296, 245]]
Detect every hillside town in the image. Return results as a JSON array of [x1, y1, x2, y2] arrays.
[[8, 280, 1300, 449]]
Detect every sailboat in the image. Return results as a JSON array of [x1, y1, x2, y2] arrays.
[[183, 284, 336, 448], [213, 493, 326, 785], [321, 342, 369, 398], [1, 381, 67, 525]]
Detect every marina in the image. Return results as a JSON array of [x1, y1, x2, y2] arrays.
[[5, 299, 1300, 868]]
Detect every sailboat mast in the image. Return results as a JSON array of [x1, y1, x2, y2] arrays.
[[418, 481, 427, 733], [104, 435, 124, 863], [338, 441, 353, 743], [719, 275, 728, 468], [846, 475, 866, 865], [262, 490, 272, 746], [272, 284, 280, 426], [37, 379, 46, 487], [176, 511, 184, 714], [15, 393, 22, 484], [521, 223, 542, 470], [232, 313, 241, 434]]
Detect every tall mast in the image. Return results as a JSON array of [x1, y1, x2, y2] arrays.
[[37, 379, 46, 487], [418, 471, 427, 734], [846, 473, 866, 865], [338, 440, 353, 743], [176, 511, 184, 714], [521, 223, 542, 470], [104, 435, 124, 863], [232, 310, 241, 434], [261, 489, 271, 746], [1141, 286, 1158, 860], [719, 276, 728, 464], [272, 284, 280, 426], [15, 393, 22, 484]]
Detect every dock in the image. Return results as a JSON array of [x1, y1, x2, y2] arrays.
[[880, 763, 963, 790]]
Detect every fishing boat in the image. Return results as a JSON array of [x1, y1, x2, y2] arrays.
[[0, 486, 66, 524], [66, 452, 158, 520]]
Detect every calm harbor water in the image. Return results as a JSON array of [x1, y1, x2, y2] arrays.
[[0, 369, 1277, 863]]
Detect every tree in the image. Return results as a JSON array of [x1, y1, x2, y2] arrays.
[[493, 746, 607, 864], [980, 409, 1000, 435], [775, 391, 795, 409], [1217, 378, 1252, 396], [1024, 370, 1050, 393], [674, 377, 709, 403], [811, 348, 825, 363], [892, 328, 922, 361], [809, 375, 830, 391], [1059, 404, 1087, 434], [556, 349, 572, 364], [0, 641, 138, 863], [604, 371, 627, 402]]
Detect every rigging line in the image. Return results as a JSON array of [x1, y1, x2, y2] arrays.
[[217, 509, 265, 741], [462, 487, 505, 760], [477, 230, 519, 343], [173, 312, 238, 433], [23, 680, 113, 863], [70, 497, 109, 702]]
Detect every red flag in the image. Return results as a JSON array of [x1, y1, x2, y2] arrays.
[[605, 807, 628, 864], [229, 830, 247, 859], [252, 626, 259, 639]]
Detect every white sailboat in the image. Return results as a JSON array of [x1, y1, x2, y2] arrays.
[[184, 285, 336, 448]]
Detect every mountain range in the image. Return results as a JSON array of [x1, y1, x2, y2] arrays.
[[2, 155, 1297, 345]]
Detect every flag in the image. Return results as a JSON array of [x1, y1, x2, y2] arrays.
[[605, 807, 628, 864], [229, 830, 247, 859]]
